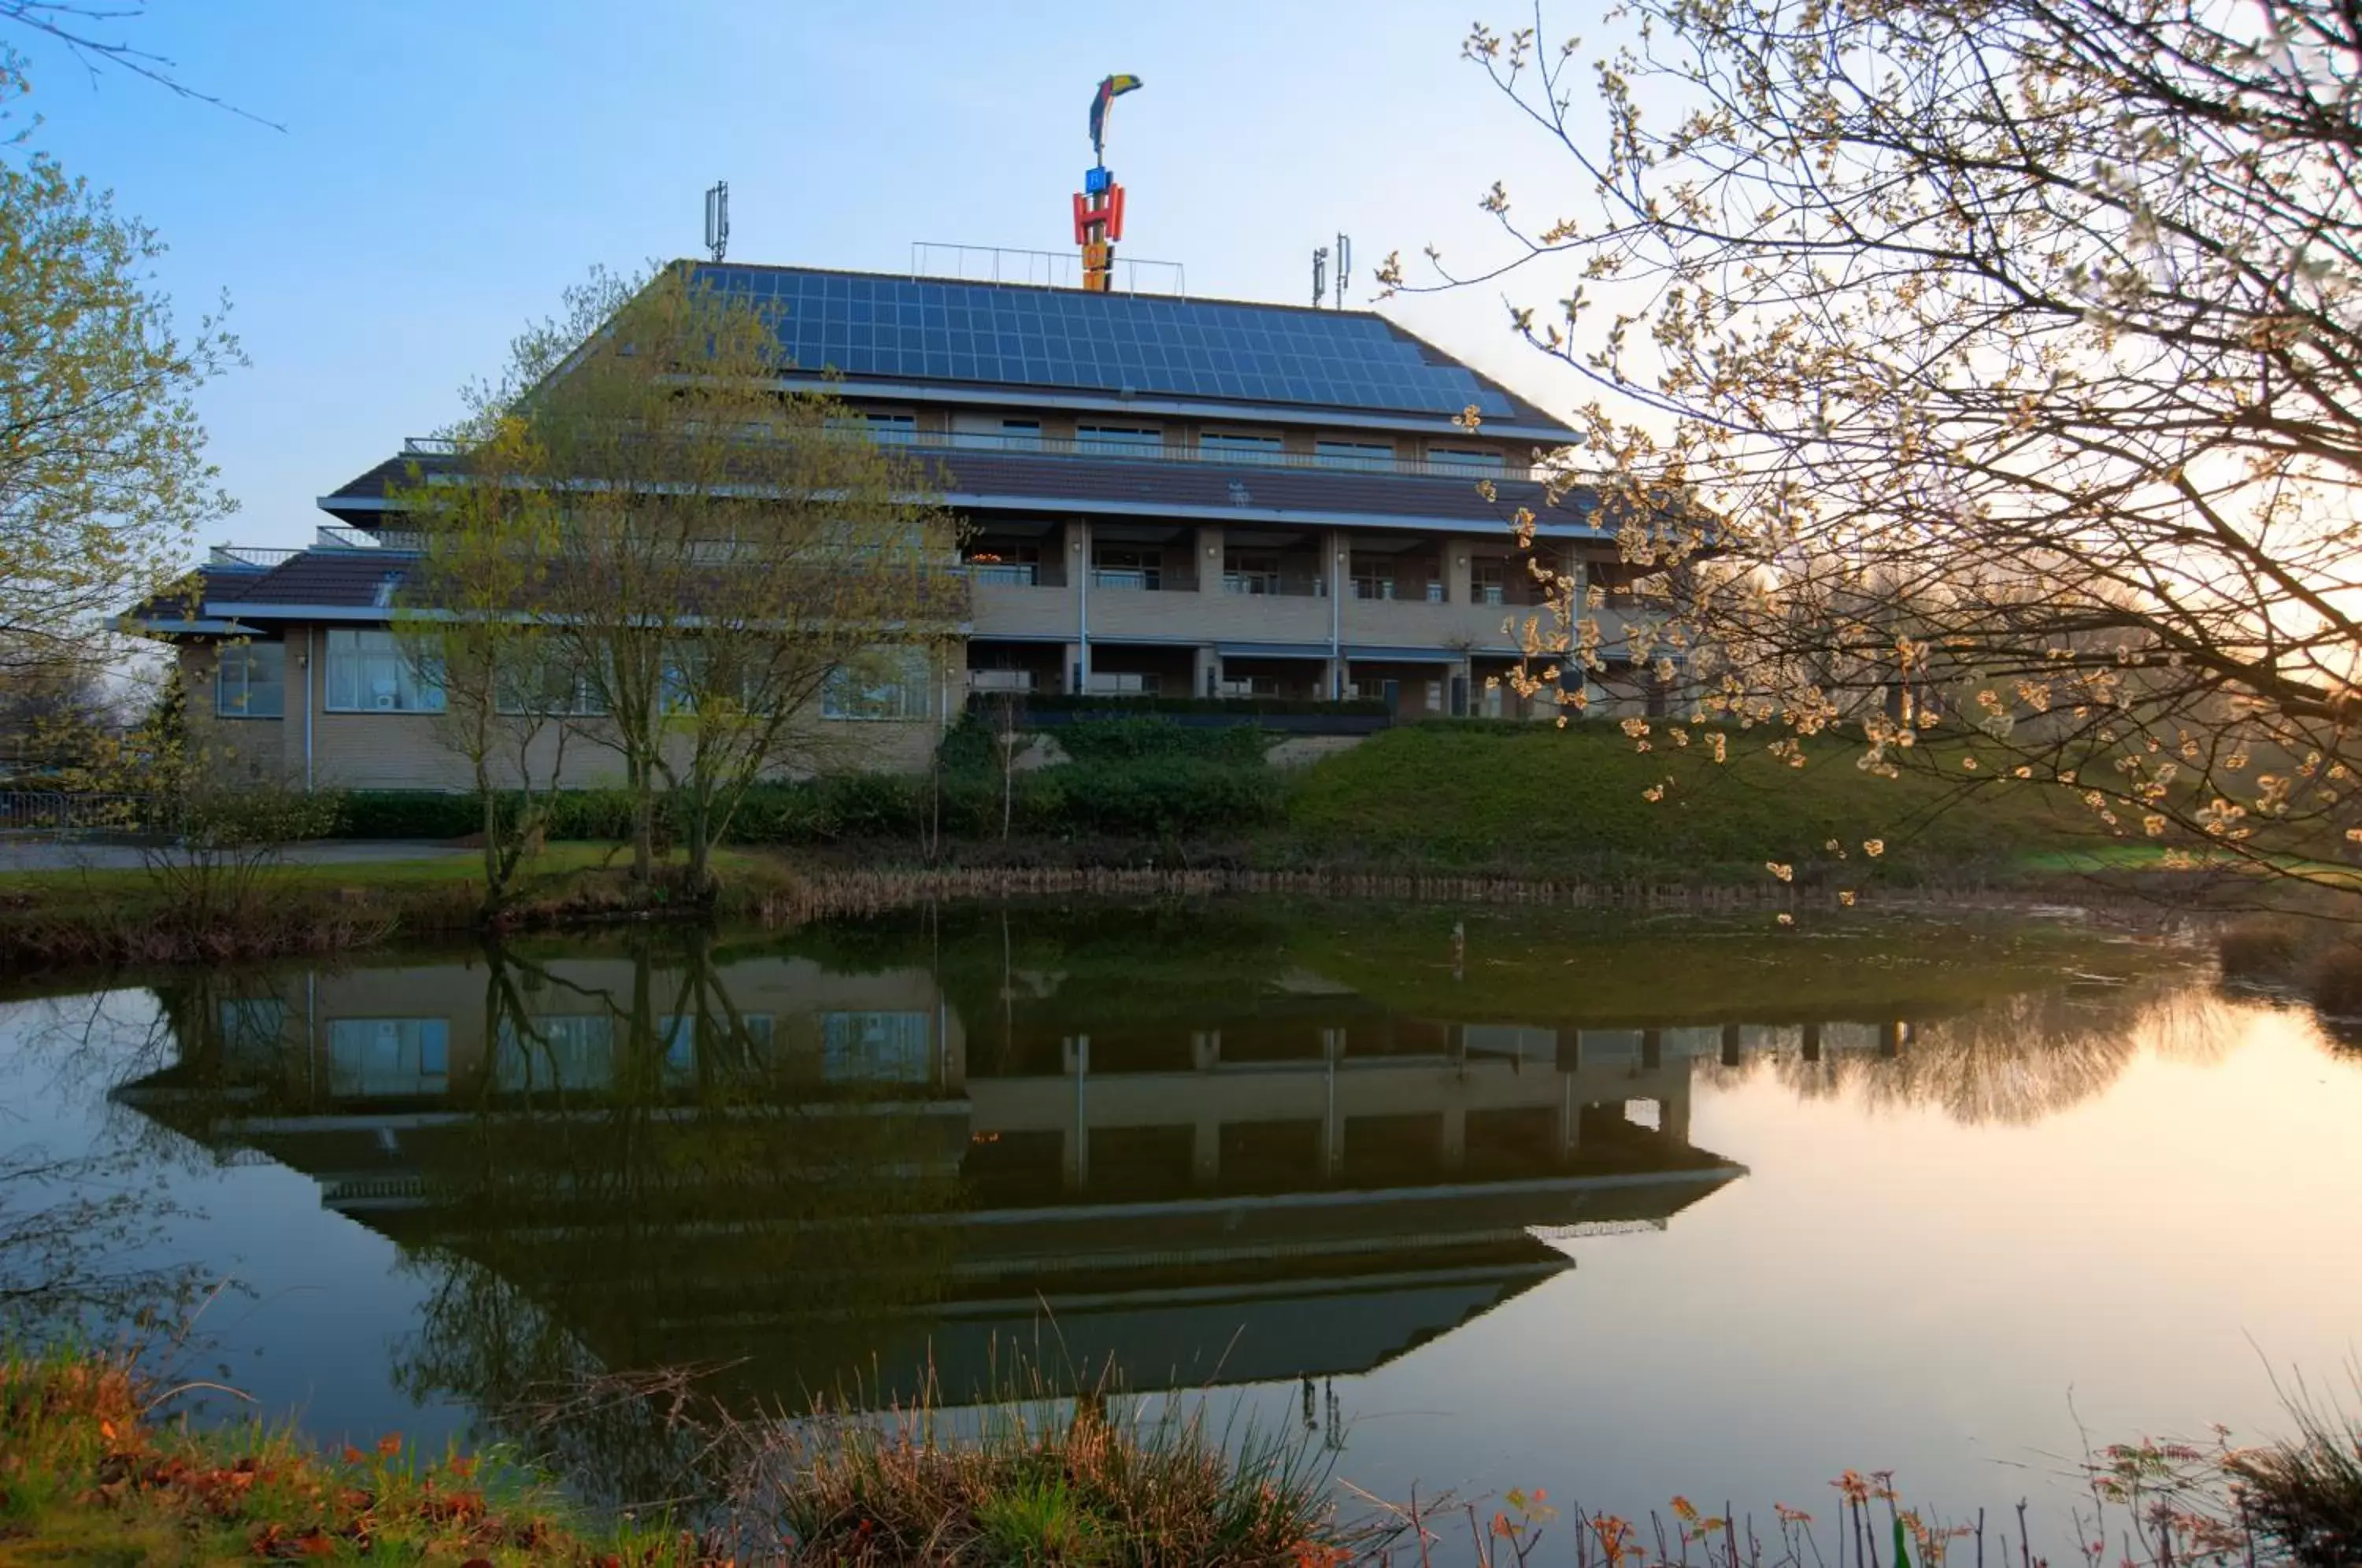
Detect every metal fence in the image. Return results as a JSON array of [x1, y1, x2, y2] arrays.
[[0, 791, 152, 837]]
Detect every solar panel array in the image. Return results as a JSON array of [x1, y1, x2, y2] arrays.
[[692, 264, 1520, 420]]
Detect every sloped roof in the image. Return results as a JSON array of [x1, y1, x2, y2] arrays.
[[692, 262, 1575, 434]]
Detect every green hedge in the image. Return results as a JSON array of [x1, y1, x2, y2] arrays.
[[329, 716, 1286, 847], [1006, 693, 1387, 718]]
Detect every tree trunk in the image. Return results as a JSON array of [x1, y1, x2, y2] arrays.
[[628, 756, 653, 881]]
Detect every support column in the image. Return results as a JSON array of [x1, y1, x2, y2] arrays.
[[1196, 524, 1224, 595], [1320, 1026, 1346, 1178], [1191, 645, 1219, 701], [1439, 1102, 1467, 1171], [1879, 1020, 1904, 1060], [1068, 520, 1092, 692], [1190, 1030, 1220, 1071], [1327, 527, 1346, 699], [1191, 1117, 1221, 1184], [1061, 1034, 1089, 1190], [1802, 1022, 1823, 1063], [1642, 1028, 1663, 1071], [1660, 1078, 1693, 1148], [1720, 1023, 1744, 1067], [1559, 1073, 1583, 1161]]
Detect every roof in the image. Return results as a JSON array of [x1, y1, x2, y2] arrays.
[[689, 262, 1575, 435], [321, 445, 1610, 538]]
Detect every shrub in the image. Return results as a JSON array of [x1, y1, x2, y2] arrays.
[[1013, 692, 1385, 718], [2304, 941, 2362, 1019], [1051, 717, 1269, 765], [335, 790, 479, 840], [2217, 915, 2311, 985]]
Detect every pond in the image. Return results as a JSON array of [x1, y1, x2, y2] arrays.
[[4, 900, 2360, 1542]]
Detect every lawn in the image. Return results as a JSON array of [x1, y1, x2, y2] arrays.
[[1285, 721, 2108, 871]]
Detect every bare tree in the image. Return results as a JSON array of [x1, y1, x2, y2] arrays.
[[1403, 2, 2362, 879]]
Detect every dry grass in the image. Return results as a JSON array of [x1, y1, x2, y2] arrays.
[[0, 1344, 705, 1564], [2227, 1374, 2362, 1567], [738, 1395, 1340, 1566]]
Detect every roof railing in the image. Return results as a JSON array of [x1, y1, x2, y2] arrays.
[[209, 545, 303, 569], [910, 242, 1187, 298]]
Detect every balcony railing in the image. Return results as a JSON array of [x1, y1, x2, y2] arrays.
[[401, 429, 1546, 483], [1221, 571, 1327, 597], [968, 669, 1038, 693], [1090, 568, 1199, 593]]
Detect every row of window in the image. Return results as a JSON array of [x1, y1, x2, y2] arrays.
[[213, 634, 933, 722], [316, 1011, 934, 1097], [853, 409, 1510, 472], [963, 546, 1548, 603]]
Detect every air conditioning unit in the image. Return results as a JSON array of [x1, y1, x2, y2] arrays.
[[372, 693, 397, 711]]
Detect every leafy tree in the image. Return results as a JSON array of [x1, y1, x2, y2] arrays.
[[1411, 2, 2362, 877], [429, 265, 962, 893], [391, 417, 576, 916], [0, 52, 238, 683]]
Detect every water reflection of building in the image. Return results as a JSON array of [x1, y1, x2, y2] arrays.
[[110, 949, 1932, 1405]]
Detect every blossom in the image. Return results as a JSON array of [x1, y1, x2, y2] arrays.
[[1863, 838, 1885, 857], [1766, 861, 1794, 882]]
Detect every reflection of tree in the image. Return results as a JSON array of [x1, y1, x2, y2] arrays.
[[386, 933, 961, 1508], [1720, 982, 2245, 1126], [0, 981, 287, 1341]]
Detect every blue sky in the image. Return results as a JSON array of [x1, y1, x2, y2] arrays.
[[7, 2, 1602, 553]]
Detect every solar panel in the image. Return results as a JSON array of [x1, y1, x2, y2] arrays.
[[690, 265, 1523, 421]]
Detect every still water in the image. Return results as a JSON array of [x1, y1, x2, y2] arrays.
[[4, 900, 2360, 1535]]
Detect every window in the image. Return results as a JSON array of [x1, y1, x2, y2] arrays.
[[495, 651, 607, 716], [1199, 431, 1283, 465], [214, 642, 285, 719], [992, 418, 1042, 451], [1222, 550, 1280, 595], [494, 1015, 615, 1091], [217, 998, 287, 1072], [1316, 438, 1394, 472], [657, 1013, 775, 1085], [823, 649, 931, 720], [1086, 671, 1160, 697], [821, 1011, 932, 1083], [328, 1018, 450, 1096], [827, 411, 916, 446], [1427, 446, 1505, 475], [1075, 423, 1161, 456], [1091, 546, 1160, 590], [964, 544, 1041, 586], [1349, 555, 1397, 601], [1471, 558, 1509, 607], [325, 629, 443, 713]]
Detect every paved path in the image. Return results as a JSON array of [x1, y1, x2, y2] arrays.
[[0, 839, 474, 874]]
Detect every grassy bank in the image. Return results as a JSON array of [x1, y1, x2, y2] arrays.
[[1285, 723, 2108, 872], [0, 844, 810, 971], [9, 1346, 2361, 1565], [0, 1348, 1346, 1566]]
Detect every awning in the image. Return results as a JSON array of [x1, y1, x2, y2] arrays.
[[1343, 645, 1466, 665], [1214, 641, 1333, 660]]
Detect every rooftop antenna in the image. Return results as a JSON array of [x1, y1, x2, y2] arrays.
[[1335, 233, 1353, 305], [1312, 246, 1329, 308], [1075, 73, 1142, 292], [703, 179, 730, 263]]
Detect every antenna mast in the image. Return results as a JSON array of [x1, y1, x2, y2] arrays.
[[1312, 246, 1328, 308], [703, 179, 730, 264], [1075, 74, 1142, 292], [1335, 233, 1352, 305]]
